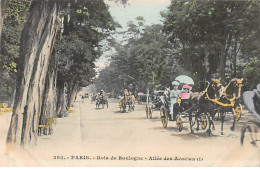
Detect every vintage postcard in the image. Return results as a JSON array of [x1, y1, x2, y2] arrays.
[[0, 0, 259, 167]]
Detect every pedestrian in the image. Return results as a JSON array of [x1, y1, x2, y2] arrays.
[[81, 95, 85, 103]]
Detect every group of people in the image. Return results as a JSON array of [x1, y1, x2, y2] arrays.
[[169, 81, 192, 121], [167, 80, 260, 122], [123, 89, 133, 99], [86, 81, 260, 121], [91, 89, 107, 102]]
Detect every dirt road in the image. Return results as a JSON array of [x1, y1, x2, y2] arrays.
[[0, 98, 259, 166], [78, 98, 259, 166]]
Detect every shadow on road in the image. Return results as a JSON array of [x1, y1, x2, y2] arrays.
[[149, 117, 160, 121], [150, 126, 189, 132], [114, 117, 149, 120], [95, 108, 106, 110], [113, 110, 135, 114], [170, 131, 221, 140], [113, 111, 131, 114], [150, 123, 225, 140]]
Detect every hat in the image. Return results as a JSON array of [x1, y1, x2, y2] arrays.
[[183, 84, 192, 90], [172, 81, 180, 86], [257, 84, 260, 92]]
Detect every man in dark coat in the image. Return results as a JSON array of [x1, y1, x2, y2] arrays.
[[243, 84, 260, 120]]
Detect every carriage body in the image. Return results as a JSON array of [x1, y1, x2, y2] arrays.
[[145, 90, 165, 119], [159, 79, 209, 132], [137, 92, 147, 104]]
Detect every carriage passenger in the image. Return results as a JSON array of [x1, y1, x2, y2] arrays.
[[180, 84, 192, 100], [124, 89, 129, 96], [170, 81, 181, 121], [99, 89, 106, 100], [124, 89, 130, 100]]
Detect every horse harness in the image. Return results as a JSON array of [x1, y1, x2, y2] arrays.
[[205, 80, 242, 107]]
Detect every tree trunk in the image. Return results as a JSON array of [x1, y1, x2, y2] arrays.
[[220, 32, 232, 84], [0, 0, 8, 39], [39, 49, 57, 126], [56, 80, 67, 118], [6, 0, 60, 151], [67, 81, 78, 108], [233, 37, 237, 77]]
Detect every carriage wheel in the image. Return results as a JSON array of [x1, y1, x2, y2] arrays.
[[149, 107, 152, 119], [176, 115, 183, 132], [241, 121, 260, 147], [122, 102, 126, 112], [235, 104, 242, 121], [145, 106, 148, 118], [160, 107, 168, 128], [119, 102, 122, 111], [200, 114, 208, 130]]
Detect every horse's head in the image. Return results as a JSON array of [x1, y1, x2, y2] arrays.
[[226, 78, 243, 99], [208, 78, 223, 99]]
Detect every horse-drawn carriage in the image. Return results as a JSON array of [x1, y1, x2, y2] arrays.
[[145, 90, 165, 119], [96, 93, 108, 109], [137, 92, 147, 104], [160, 75, 244, 136], [160, 75, 199, 131], [119, 93, 135, 112]]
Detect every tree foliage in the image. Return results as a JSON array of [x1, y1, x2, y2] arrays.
[[95, 0, 260, 94], [95, 23, 171, 95], [162, 0, 260, 87], [0, 0, 30, 103], [56, 0, 116, 88]]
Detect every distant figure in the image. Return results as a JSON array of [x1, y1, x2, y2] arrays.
[[124, 89, 129, 97], [81, 95, 85, 103], [100, 89, 105, 99], [243, 84, 260, 120]]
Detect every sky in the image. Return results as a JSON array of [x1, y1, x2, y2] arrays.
[[94, 0, 171, 72]]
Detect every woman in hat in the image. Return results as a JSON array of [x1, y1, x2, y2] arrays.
[[170, 80, 181, 121]]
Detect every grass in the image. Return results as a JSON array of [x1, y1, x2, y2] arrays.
[[0, 107, 12, 114], [67, 109, 75, 114]]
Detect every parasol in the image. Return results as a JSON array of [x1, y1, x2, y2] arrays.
[[175, 75, 194, 85]]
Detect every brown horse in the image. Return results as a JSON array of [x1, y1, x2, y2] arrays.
[[190, 78, 223, 135]]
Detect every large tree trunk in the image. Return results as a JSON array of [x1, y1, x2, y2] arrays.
[[67, 81, 78, 108], [6, 0, 60, 151], [39, 49, 57, 126], [56, 80, 67, 118]]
